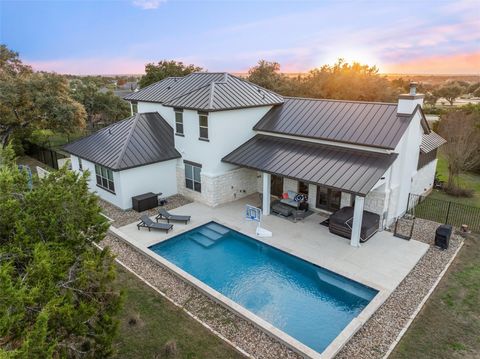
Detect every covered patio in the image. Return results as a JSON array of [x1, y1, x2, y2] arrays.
[[222, 134, 398, 247]]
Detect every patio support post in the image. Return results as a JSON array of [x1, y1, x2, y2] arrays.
[[262, 172, 271, 215], [130, 102, 134, 116], [351, 195, 365, 247]]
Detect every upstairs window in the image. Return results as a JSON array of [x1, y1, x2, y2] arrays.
[[175, 108, 184, 135], [184, 161, 201, 192], [199, 112, 208, 140], [131, 101, 138, 114], [95, 164, 115, 193]]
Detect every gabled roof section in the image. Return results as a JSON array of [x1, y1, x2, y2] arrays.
[[254, 97, 417, 150], [124, 72, 284, 111], [421, 131, 446, 153], [223, 135, 397, 196], [63, 112, 181, 171]]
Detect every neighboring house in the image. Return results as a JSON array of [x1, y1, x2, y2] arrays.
[[63, 73, 445, 246]]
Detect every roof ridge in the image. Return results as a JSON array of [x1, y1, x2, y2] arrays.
[[228, 73, 284, 100], [115, 113, 141, 169], [282, 96, 397, 106]]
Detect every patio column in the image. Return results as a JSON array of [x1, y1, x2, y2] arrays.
[[262, 172, 271, 215], [129, 102, 134, 116], [351, 195, 365, 247]]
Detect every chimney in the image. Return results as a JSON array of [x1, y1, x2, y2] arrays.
[[397, 82, 424, 115]]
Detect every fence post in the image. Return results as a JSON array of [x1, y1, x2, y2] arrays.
[[445, 201, 452, 224]]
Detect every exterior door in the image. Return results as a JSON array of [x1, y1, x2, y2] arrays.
[[316, 186, 341, 212], [271, 175, 284, 197]]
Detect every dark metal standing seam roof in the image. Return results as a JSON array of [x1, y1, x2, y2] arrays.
[[63, 112, 181, 171], [420, 131, 446, 153], [254, 97, 415, 150], [124, 72, 284, 111], [222, 135, 397, 196]]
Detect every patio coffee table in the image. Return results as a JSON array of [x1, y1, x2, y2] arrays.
[[271, 201, 293, 217]]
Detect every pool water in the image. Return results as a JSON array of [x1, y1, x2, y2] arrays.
[[149, 222, 377, 353]]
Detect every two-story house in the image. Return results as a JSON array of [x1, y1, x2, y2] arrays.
[[64, 72, 445, 246]]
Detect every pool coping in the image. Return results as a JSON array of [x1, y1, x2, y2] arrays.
[[110, 218, 398, 359]]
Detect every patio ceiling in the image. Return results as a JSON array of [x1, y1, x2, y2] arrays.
[[222, 135, 397, 196]]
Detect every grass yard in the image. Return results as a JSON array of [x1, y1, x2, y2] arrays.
[[113, 266, 244, 359], [390, 232, 480, 359], [433, 155, 480, 208]]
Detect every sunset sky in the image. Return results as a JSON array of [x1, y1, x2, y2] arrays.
[[1, 0, 479, 75]]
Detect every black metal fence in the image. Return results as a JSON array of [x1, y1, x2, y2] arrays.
[[23, 142, 68, 170], [407, 193, 480, 232]]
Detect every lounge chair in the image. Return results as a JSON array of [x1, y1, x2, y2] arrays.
[[137, 215, 173, 232], [156, 208, 191, 224]]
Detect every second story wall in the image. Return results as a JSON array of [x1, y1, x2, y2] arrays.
[[136, 101, 272, 176]]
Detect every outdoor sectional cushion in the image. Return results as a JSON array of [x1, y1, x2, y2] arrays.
[[280, 190, 301, 208], [328, 206, 380, 242]]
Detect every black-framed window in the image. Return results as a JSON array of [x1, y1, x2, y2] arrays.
[[95, 164, 115, 193], [184, 162, 201, 192], [199, 113, 208, 140], [175, 108, 184, 135], [78, 158, 83, 171]]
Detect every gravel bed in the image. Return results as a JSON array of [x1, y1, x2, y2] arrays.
[[99, 194, 192, 228], [336, 218, 463, 359], [100, 207, 463, 359]]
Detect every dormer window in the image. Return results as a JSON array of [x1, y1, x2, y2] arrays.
[[199, 112, 208, 141], [174, 108, 184, 136]]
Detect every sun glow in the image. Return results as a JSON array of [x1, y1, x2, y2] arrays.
[[319, 48, 383, 70]]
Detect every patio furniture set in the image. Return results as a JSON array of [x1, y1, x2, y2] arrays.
[[271, 190, 309, 221], [137, 208, 191, 233]]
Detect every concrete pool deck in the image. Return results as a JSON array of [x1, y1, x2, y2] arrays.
[[113, 195, 429, 358]]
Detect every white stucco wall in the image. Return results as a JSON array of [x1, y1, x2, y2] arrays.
[[70, 155, 178, 210], [118, 160, 178, 209], [411, 159, 437, 195]]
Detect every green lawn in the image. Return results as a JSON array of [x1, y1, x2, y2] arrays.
[[390, 233, 480, 359], [113, 266, 244, 359], [433, 155, 480, 208]]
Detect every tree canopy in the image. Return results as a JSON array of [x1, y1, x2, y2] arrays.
[[0, 45, 86, 149], [438, 104, 480, 192], [0, 151, 122, 358], [70, 78, 131, 130], [247, 59, 399, 102], [138, 60, 203, 88], [436, 84, 464, 106]]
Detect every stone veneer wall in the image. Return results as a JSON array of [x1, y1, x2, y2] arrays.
[[177, 167, 258, 207]]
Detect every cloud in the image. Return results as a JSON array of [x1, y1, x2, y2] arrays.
[[383, 51, 480, 75], [132, 0, 166, 10], [26, 57, 149, 75]]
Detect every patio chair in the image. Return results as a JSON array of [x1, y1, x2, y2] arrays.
[[137, 215, 173, 232], [156, 208, 191, 224]]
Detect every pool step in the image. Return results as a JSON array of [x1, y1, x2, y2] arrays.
[[198, 227, 223, 241], [205, 223, 230, 235], [189, 233, 216, 248]]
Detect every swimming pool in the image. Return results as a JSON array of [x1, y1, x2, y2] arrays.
[[149, 221, 377, 354]]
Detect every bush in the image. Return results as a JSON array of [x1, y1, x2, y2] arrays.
[[444, 186, 474, 198]]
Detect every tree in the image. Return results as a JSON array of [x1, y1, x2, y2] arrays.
[[138, 60, 202, 88], [247, 60, 287, 91], [437, 104, 480, 191], [436, 84, 463, 106], [70, 78, 130, 130], [298, 59, 398, 102], [0, 151, 122, 358], [0, 45, 86, 149]]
